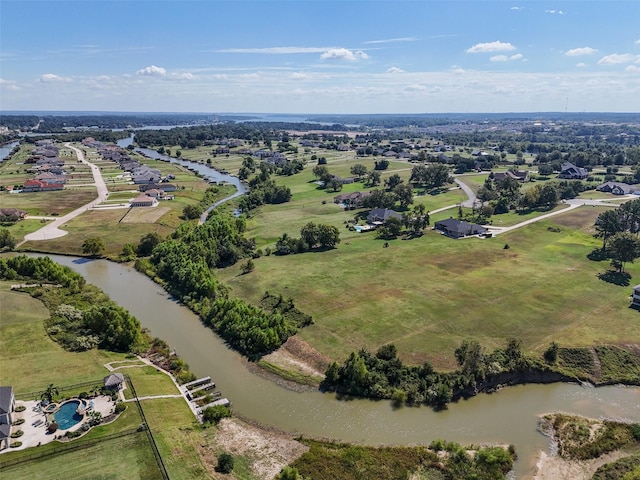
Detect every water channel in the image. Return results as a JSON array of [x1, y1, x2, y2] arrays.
[[10, 135, 639, 477], [0, 141, 20, 163], [27, 254, 640, 479]]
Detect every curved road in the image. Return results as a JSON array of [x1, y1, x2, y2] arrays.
[[18, 143, 109, 245]]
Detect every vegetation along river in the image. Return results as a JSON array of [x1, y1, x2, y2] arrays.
[[29, 253, 640, 478]]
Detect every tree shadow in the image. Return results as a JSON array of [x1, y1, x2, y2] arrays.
[[597, 270, 631, 286], [587, 248, 608, 262]]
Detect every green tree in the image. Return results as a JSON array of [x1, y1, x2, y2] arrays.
[[393, 183, 414, 209], [202, 405, 232, 425], [0, 228, 16, 250], [216, 452, 234, 474], [137, 232, 162, 257], [120, 242, 137, 261], [40, 384, 59, 403], [317, 224, 340, 249], [385, 173, 403, 190], [350, 163, 367, 179], [277, 466, 303, 480], [366, 170, 381, 186], [82, 237, 105, 257], [595, 209, 623, 251], [608, 231, 640, 273], [312, 164, 329, 179], [182, 204, 201, 220]]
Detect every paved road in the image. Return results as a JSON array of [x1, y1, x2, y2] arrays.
[[18, 143, 110, 246]]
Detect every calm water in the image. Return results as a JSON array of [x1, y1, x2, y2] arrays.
[[25, 254, 640, 479], [0, 141, 19, 163]]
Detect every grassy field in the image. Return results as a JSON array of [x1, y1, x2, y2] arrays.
[[220, 205, 640, 370], [121, 365, 180, 399]]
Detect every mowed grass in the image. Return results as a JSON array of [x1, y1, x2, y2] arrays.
[[0, 189, 97, 216], [221, 206, 640, 369], [121, 365, 180, 398], [0, 431, 163, 480]]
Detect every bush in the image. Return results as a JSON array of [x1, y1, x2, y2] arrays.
[[11, 430, 23, 438], [10, 441, 22, 448], [202, 405, 231, 425], [48, 422, 58, 434], [14, 405, 26, 413], [216, 452, 234, 473], [114, 402, 126, 413], [12, 418, 25, 426]]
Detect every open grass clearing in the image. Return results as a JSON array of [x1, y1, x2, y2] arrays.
[[221, 206, 640, 370], [0, 189, 96, 216], [122, 365, 180, 398]]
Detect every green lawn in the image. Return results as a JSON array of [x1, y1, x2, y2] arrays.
[[0, 431, 162, 480], [121, 365, 180, 398], [220, 206, 640, 369]]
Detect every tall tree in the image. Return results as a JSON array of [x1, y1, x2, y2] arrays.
[[608, 231, 640, 273], [82, 237, 105, 257], [594, 209, 623, 251]]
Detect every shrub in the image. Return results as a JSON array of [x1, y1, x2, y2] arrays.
[[10, 441, 22, 448], [202, 405, 231, 425], [14, 405, 26, 413], [216, 452, 234, 473], [114, 402, 126, 414], [11, 430, 23, 438], [12, 418, 25, 426], [47, 422, 58, 434]]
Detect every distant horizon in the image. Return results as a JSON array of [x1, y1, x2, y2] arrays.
[[2, 1, 639, 113]]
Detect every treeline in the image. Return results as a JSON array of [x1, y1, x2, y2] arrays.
[[135, 211, 314, 357], [239, 163, 293, 212], [0, 256, 142, 352], [322, 339, 569, 408]]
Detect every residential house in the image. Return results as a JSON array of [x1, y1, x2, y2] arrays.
[[333, 191, 371, 208], [367, 208, 402, 224], [23, 179, 64, 192], [596, 182, 638, 195], [130, 194, 158, 207], [0, 208, 27, 221], [435, 217, 487, 238], [493, 170, 529, 182], [140, 183, 177, 192], [0, 386, 15, 451], [144, 189, 166, 199], [558, 162, 588, 180], [35, 172, 66, 185]]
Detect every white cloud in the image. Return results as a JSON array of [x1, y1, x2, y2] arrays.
[[136, 65, 166, 76], [320, 48, 369, 61], [545, 10, 564, 15], [576, 62, 587, 68], [490, 53, 523, 62], [171, 72, 194, 80], [626, 65, 640, 73], [40, 73, 70, 83], [511, 6, 522, 11], [466, 41, 516, 53], [386, 66, 405, 73], [216, 46, 329, 54], [290, 72, 310, 80], [566, 47, 598, 56], [363, 37, 418, 45], [598, 53, 639, 65], [635, 39, 640, 45]]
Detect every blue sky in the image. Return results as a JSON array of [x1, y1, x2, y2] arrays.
[[1, 1, 639, 113]]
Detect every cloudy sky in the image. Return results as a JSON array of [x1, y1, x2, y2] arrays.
[[1, 0, 639, 113]]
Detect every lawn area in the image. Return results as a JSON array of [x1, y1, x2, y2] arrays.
[[0, 431, 163, 480], [0, 189, 96, 216], [220, 205, 640, 369], [120, 365, 180, 398]]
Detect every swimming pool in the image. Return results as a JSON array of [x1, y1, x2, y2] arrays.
[[53, 400, 83, 430]]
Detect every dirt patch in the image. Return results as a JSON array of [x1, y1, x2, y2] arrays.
[[120, 206, 169, 224], [549, 207, 606, 231], [259, 336, 331, 381], [533, 450, 630, 480], [209, 417, 308, 480]]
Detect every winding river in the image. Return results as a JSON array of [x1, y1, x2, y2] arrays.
[[13, 135, 638, 477], [30, 254, 640, 479]]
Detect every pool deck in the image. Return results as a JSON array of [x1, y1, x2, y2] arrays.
[[4, 396, 115, 452]]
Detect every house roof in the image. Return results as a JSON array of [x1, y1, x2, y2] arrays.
[[435, 217, 486, 235], [367, 208, 402, 222], [596, 182, 636, 194], [103, 373, 125, 387], [0, 386, 13, 415]]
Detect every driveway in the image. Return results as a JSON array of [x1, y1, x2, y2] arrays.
[[18, 143, 110, 245]]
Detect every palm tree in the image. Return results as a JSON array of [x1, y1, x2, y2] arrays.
[[40, 383, 59, 403]]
